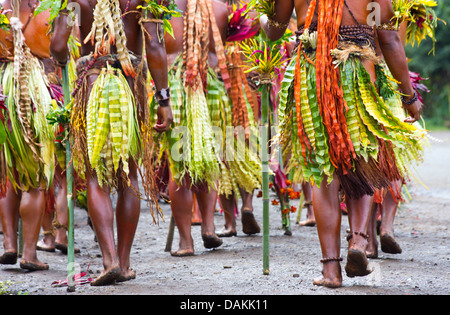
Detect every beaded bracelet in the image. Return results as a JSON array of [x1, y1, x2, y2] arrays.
[[376, 22, 398, 31], [267, 17, 289, 30], [401, 91, 418, 106], [320, 257, 343, 264]]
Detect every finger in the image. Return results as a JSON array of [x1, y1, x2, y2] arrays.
[[153, 123, 169, 133], [404, 115, 419, 123]]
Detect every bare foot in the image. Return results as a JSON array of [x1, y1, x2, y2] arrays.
[[345, 232, 373, 277], [20, 259, 49, 271], [202, 234, 223, 249], [345, 249, 373, 277], [299, 203, 315, 227], [0, 251, 18, 265], [91, 266, 121, 286], [216, 228, 237, 237], [55, 243, 81, 255], [380, 233, 402, 254], [313, 261, 342, 288], [366, 238, 379, 259], [313, 277, 342, 288], [37, 239, 56, 252], [298, 219, 316, 227], [170, 249, 195, 257], [117, 268, 136, 283], [241, 209, 260, 235]]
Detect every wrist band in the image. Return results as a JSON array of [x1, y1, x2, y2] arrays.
[[54, 59, 68, 68], [155, 87, 170, 107], [376, 22, 398, 31], [267, 17, 289, 30], [401, 91, 418, 106]]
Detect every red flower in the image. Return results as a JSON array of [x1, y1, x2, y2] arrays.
[[271, 199, 280, 206]]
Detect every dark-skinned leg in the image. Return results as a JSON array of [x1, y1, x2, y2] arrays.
[[379, 180, 402, 254], [87, 172, 120, 286], [54, 169, 69, 252], [37, 182, 57, 252], [366, 200, 379, 258], [239, 188, 260, 235], [116, 160, 140, 282], [195, 188, 222, 249], [37, 207, 55, 252], [345, 194, 374, 277], [299, 181, 315, 227], [169, 177, 195, 256], [0, 183, 21, 264], [19, 188, 48, 271], [217, 193, 237, 237], [312, 176, 342, 288]]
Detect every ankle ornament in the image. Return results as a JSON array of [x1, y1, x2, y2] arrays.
[[347, 231, 369, 241], [320, 257, 343, 264]]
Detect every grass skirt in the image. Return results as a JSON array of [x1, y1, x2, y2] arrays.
[[278, 48, 425, 200], [0, 58, 56, 194], [166, 56, 261, 195]]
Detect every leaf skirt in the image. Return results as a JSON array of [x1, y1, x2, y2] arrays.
[[166, 56, 261, 194], [0, 59, 56, 194], [278, 53, 426, 200]]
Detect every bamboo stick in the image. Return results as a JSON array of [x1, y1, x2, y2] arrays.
[[61, 66, 76, 293], [260, 83, 270, 275]]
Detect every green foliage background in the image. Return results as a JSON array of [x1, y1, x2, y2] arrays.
[[406, 2, 450, 129]]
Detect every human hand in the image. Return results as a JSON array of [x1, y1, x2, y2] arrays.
[[154, 105, 173, 133], [403, 99, 423, 124]]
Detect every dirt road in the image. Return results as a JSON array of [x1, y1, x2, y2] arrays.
[[0, 131, 449, 296]]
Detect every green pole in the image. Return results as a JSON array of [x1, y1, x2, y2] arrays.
[[260, 83, 270, 275], [61, 65, 75, 292]]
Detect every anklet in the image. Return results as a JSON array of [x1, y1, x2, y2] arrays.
[[347, 231, 369, 241], [320, 257, 343, 263]]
